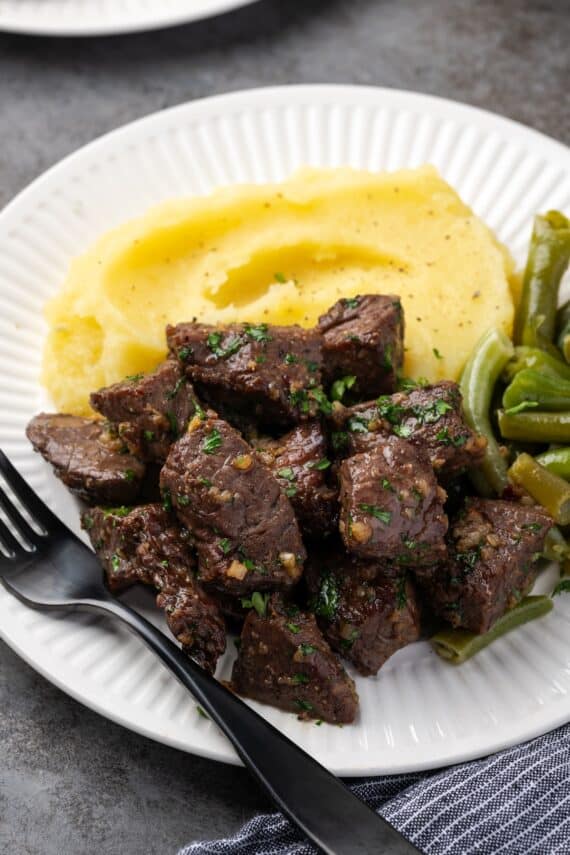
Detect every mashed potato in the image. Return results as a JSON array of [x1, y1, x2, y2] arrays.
[[43, 166, 515, 415]]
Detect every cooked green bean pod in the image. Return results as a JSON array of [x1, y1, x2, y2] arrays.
[[431, 596, 553, 664], [498, 409, 570, 444], [508, 453, 570, 525], [503, 369, 570, 412], [543, 526, 570, 562], [536, 448, 570, 481], [502, 346, 570, 383], [556, 301, 570, 363], [460, 328, 514, 496], [514, 211, 570, 350]]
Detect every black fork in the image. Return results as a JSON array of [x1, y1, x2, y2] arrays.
[[0, 449, 420, 855]]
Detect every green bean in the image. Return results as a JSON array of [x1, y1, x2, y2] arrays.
[[498, 409, 570, 444], [543, 527, 570, 562], [460, 328, 514, 496], [556, 301, 570, 363], [502, 346, 570, 384], [514, 211, 570, 350], [536, 448, 570, 480], [508, 453, 570, 525], [503, 369, 570, 412], [431, 596, 553, 664]]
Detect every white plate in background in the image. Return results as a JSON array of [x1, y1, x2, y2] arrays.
[[0, 0, 257, 37], [0, 85, 569, 775]]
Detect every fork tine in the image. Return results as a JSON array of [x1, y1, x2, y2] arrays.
[[0, 516, 26, 557], [0, 483, 43, 546], [0, 449, 61, 533]]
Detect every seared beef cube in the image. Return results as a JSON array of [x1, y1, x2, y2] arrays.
[[26, 414, 145, 505], [160, 418, 306, 596], [90, 360, 198, 462], [167, 321, 324, 427], [83, 504, 225, 672], [305, 550, 421, 676], [318, 294, 404, 397], [338, 437, 448, 565], [333, 381, 486, 479], [253, 422, 338, 538], [232, 594, 358, 724], [417, 498, 553, 634]]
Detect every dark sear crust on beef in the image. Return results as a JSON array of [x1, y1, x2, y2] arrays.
[[82, 504, 226, 673], [160, 417, 306, 596], [305, 550, 421, 676], [90, 360, 199, 463], [253, 422, 338, 539], [231, 594, 359, 724], [26, 414, 145, 505], [332, 381, 487, 479], [415, 498, 553, 634], [166, 321, 324, 427], [318, 294, 404, 398], [338, 437, 448, 566]]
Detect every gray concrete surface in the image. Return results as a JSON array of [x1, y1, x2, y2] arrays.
[[0, 1, 569, 853]]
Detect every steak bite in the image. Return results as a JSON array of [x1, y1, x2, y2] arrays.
[[305, 549, 421, 676], [253, 422, 338, 539], [231, 594, 359, 724], [26, 414, 145, 505], [82, 504, 226, 672], [332, 381, 486, 479], [338, 437, 448, 565], [416, 498, 553, 634], [160, 417, 306, 596], [90, 360, 199, 463], [166, 321, 324, 427], [318, 294, 404, 398]]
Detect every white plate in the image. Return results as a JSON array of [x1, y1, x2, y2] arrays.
[[1, 85, 570, 776], [0, 0, 257, 37]]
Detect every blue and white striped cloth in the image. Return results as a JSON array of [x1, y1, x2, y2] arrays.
[[179, 723, 570, 855]]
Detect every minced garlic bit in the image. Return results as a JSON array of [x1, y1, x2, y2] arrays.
[[226, 560, 249, 580], [350, 521, 373, 543], [232, 453, 253, 471], [187, 415, 203, 433], [279, 552, 298, 575]]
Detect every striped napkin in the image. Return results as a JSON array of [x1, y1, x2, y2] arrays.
[[178, 722, 570, 855]]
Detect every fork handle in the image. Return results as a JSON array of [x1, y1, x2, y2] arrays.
[[83, 595, 420, 855]]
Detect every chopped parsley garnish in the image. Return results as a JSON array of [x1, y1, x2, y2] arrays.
[[310, 388, 332, 416], [218, 538, 232, 554], [331, 374, 357, 402], [143, 430, 155, 441], [306, 360, 319, 373], [178, 346, 193, 362], [358, 504, 392, 524], [398, 376, 429, 392], [311, 573, 340, 621], [433, 347, 444, 360], [292, 673, 310, 685], [522, 523, 543, 533], [193, 399, 207, 421], [331, 431, 349, 451], [456, 544, 482, 571], [393, 423, 413, 438], [436, 427, 468, 447], [241, 591, 270, 617], [166, 411, 178, 436], [347, 415, 370, 433], [162, 489, 173, 512], [286, 622, 301, 634], [196, 706, 209, 719], [344, 297, 360, 309], [383, 344, 393, 371], [125, 372, 144, 382], [177, 495, 191, 507], [295, 699, 314, 712], [244, 323, 272, 343], [504, 401, 540, 416], [299, 643, 316, 656], [284, 353, 299, 365], [255, 354, 267, 364], [83, 515, 94, 530], [340, 628, 360, 649], [289, 388, 311, 414], [285, 486, 298, 498], [277, 466, 296, 482], [553, 579, 570, 597], [274, 272, 287, 283], [396, 576, 408, 609], [198, 476, 213, 488], [124, 469, 136, 482], [309, 458, 331, 471], [166, 376, 186, 399], [111, 554, 121, 573], [206, 331, 243, 359], [102, 506, 132, 518], [202, 428, 222, 454], [376, 396, 406, 425], [381, 478, 394, 492]]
